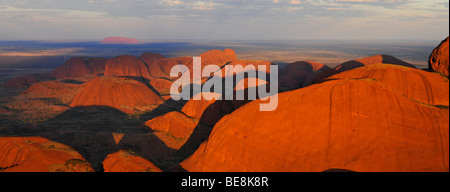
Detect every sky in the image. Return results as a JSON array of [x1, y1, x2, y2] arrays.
[[0, 0, 448, 41]]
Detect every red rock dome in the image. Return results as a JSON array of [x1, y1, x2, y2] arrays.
[[70, 76, 163, 114]]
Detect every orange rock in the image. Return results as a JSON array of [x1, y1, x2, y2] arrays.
[[334, 55, 416, 72], [70, 76, 163, 114], [139, 52, 165, 64], [103, 150, 162, 172], [112, 133, 125, 145], [230, 78, 271, 110], [145, 111, 198, 139], [104, 55, 153, 80], [21, 80, 84, 105], [50, 57, 108, 79], [181, 93, 234, 126], [223, 60, 275, 109], [180, 79, 449, 172], [148, 57, 193, 79], [327, 64, 449, 106], [0, 137, 94, 172], [149, 78, 173, 96], [429, 37, 449, 77], [200, 49, 237, 67]]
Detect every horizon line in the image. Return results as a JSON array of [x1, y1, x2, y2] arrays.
[[0, 38, 447, 43]]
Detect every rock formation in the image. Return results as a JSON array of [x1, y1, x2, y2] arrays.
[[429, 37, 449, 77], [139, 52, 165, 64], [50, 57, 108, 79], [334, 55, 416, 72], [70, 76, 163, 114], [145, 111, 199, 139], [149, 78, 174, 97], [199, 49, 237, 67], [104, 55, 153, 81], [180, 78, 449, 172], [148, 56, 193, 80], [5, 75, 40, 89], [327, 64, 449, 106], [0, 137, 94, 172], [279, 61, 331, 90], [102, 150, 162, 172], [21, 79, 85, 105], [181, 93, 234, 126]]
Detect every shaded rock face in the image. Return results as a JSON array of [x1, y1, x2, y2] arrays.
[[138, 52, 165, 78], [178, 59, 275, 126], [0, 137, 94, 172], [70, 76, 163, 114], [327, 64, 449, 106], [181, 93, 235, 126], [102, 150, 162, 172], [149, 78, 173, 97], [429, 37, 449, 77], [101, 37, 139, 44], [311, 55, 417, 85], [5, 75, 40, 89], [180, 71, 449, 172], [334, 55, 416, 72], [50, 57, 108, 79], [104, 55, 153, 81], [279, 61, 331, 90]]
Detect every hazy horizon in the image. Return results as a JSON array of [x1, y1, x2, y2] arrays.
[[0, 39, 439, 74]]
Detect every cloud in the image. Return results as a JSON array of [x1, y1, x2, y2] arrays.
[[193, 1, 223, 10], [290, 0, 301, 5], [0, 0, 447, 40], [161, 0, 184, 6], [336, 0, 377, 2]]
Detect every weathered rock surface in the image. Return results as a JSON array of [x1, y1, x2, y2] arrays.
[[145, 111, 198, 139], [104, 55, 153, 81], [149, 78, 173, 97], [181, 93, 234, 126], [21, 79, 85, 105], [327, 64, 449, 106], [180, 78, 449, 172], [334, 55, 416, 72], [148, 57, 193, 80], [50, 57, 108, 79], [103, 150, 162, 172], [70, 76, 163, 114], [429, 37, 449, 77], [0, 137, 94, 172]]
